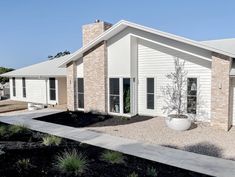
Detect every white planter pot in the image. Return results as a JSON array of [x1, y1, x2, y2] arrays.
[[165, 115, 192, 131]]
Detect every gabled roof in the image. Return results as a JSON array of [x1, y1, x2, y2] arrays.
[[1, 55, 71, 78], [201, 38, 235, 55], [59, 20, 235, 67]]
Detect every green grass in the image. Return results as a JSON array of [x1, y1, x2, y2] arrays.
[[0, 125, 7, 137], [42, 135, 62, 146], [8, 124, 29, 135], [100, 150, 125, 164], [56, 149, 88, 175]]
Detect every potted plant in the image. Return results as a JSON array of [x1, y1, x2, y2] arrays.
[[161, 58, 192, 131]]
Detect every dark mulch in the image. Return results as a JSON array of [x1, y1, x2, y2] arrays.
[[34, 111, 153, 128], [0, 122, 211, 177]]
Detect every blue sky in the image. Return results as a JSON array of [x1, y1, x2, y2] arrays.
[[0, 0, 235, 69]]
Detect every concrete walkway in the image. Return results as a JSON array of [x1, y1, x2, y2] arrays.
[[1, 109, 235, 177]]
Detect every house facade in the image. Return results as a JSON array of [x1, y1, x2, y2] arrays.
[[2, 20, 235, 131]]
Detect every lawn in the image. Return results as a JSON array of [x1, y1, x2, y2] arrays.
[[0, 122, 209, 177]]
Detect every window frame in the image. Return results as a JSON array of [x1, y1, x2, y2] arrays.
[[22, 77, 26, 98], [77, 78, 84, 109], [12, 77, 16, 97], [186, 77, 198, 114], [109, 78, 120, 113], [49, 78, 56, 101], [146, 77, 155, 110]]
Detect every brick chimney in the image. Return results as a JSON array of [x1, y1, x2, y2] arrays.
[[82, 20, 112, 46], [82, 20, 112, 113]]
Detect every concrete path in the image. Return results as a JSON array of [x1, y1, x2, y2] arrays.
[[1, 109, 235, 177]]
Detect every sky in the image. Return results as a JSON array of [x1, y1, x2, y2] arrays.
[[0, 0, 235, 69]]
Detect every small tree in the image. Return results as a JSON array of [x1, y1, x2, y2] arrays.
[[162, 58, 187, 117]]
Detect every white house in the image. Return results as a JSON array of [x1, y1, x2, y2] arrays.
[[2, 20, 235, 131]]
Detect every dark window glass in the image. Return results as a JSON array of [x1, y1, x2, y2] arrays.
[[109, 78, 120, 113], [147, 78, 154, 109], [109, 78, 119, 95], [22, 78, 26, 98], [77, 78, 84, 108], [12, 77, 16, 97], [123, 78, 130, 113], [187, 78, 197, 114], [49, 78, 56, 101]]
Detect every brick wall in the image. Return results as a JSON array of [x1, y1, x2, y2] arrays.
[[211, 52, 232, 131], [83, 41, 108, 113], [66, 61, 77, 111]]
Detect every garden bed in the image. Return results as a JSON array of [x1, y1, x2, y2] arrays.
[[34, 111, 153, 127], [0, 122, 210, 177]]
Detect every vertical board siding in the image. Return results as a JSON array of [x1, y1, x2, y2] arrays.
[[10, 78, 47, 104], [138, 41, 211, 121]]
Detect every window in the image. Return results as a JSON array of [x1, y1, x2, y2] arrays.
[[109, 78, 120, 113], [123, 78, 130, 113], [49, 78, 56, 101], [22, 78, 26, 98], [147, 78, 154, 109], [77, 78, 84, 109], [187, 78, 197, 114], [12, 77, 16, 97]]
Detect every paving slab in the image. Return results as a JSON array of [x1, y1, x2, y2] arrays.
[[1, 109, 235, 177]]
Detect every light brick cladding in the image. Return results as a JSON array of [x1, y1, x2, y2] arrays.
[[66, 61, 77, 111], [211, 52, 232, 131], [83, 21, 112, 113]]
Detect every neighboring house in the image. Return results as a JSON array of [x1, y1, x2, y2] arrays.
[[1, 56, 69, 105], [2, 20, 235, 131]]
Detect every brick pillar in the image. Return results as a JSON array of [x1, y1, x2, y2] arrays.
[[211, 52, 232, 131], [83, 41, 107, 113], [66, 61, 77, 111]]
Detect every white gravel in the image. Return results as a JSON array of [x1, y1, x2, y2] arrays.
[[85, 117, 235, 160]]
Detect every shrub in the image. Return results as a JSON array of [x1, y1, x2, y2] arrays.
[[147, 167, 158, 177], [56, 149, 88, 175], [16, 158, 33, 173], [128, 172, 138, 177], [100, 150, 125, 164], [42, 135, 62, 146], [0, 125, 7, 137], [8, 124, 29, 135]]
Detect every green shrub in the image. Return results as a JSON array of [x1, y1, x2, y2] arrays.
[[0, 125, 7, 137], [56, 149, 88, 175], [42, 135, 62, 146], [100, 150, 125, 164], [128, 172, 138, 177], [147, 167, 158, 177], [16, 158, 33, 173], [8, 124, 29, 135]]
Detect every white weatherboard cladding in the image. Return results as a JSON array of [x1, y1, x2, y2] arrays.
[[137, 39, 212, 121], [107, 30, 131, 77], [230, 78, 235, 125], [76, 58, 84, 78], [10, 78, 47, 104]]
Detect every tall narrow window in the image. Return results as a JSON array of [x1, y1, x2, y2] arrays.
[[12, 77, 16, 97], [22, 78, 26, 98], [187, 78, 197, 114], [123, 78, 130, 113], [109, 78, 120, 113], [77, 78, 84, 109], [49, 78, 56, 101], [147, 78, 154, 109]]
